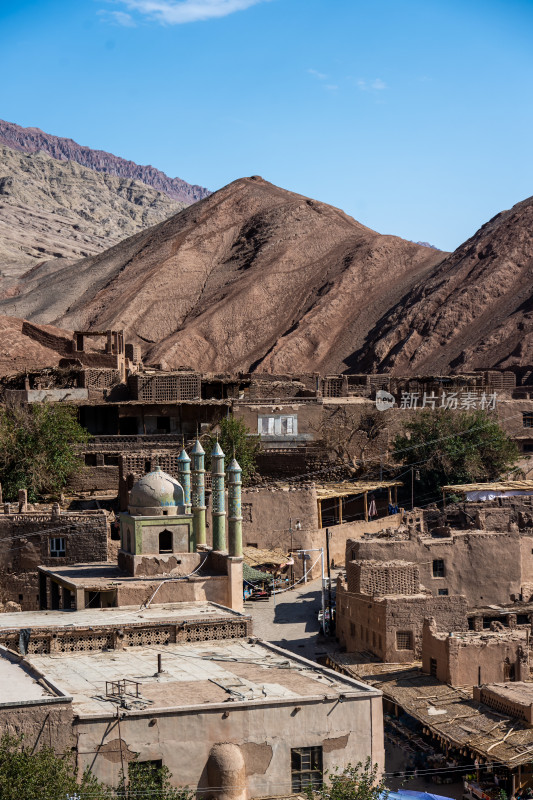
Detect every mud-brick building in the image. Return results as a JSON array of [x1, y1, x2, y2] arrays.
[[0, 604, 384, 798], [346, 516, 533, 608], [40, 443, 245, 613], [0, 508, 108, 611], [421, 617, 530, 686], [336, 559, 468, 662]]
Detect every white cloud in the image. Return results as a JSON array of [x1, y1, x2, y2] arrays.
[[307, 68, 327, 81], [110, 10, 137, 25], [357, 77, 388, 92], [111, 0, 269, 24], [325, 84, 338, 92]]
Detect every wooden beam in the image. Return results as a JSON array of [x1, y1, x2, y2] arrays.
[[388, 487, 392, 505], [364, 491, 368, 522], [338, 496, 343, 525], [317, 499, 323, 529]]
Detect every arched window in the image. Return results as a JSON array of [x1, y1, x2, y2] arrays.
[[159, 530, 173, 554]]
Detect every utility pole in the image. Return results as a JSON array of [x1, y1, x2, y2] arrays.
[[326, 528, 333, 635], [297, 548, 326, 635]]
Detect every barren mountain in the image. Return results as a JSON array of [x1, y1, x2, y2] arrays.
[[0, 316, 72, 376], [0, 119, 210, 204], [0, 176, 443, 374], [0, 145, 185, 283], [353, 195, 533, 374]]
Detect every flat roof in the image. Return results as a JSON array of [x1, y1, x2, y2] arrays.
[[482, 682, 533, 705], [444, 480, 533, 493], [430, 629, 528, 643], [315, 480, 402, 500], [0, 649, 61, 705], [26, 639, 379, 718], [38, 563, 226, 591], [0, 602, 245, 633], [329, 655, 533, 768]]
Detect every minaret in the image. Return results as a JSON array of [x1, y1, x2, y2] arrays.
[[177, 446, 191, 514], [191, 439, 206, 546], [227, 457, 243, 558], [211, 441, 226, 551]]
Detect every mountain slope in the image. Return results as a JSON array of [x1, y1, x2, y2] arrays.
[[0, 119, 210, 204], [352, 195, 533, 374], [0, 316, 72, 376], [0, 145, 184, 282], [0, 176, 444, 374]]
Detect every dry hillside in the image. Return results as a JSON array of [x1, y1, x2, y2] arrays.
[[354, 195, 533, 374], [0, 176, 444, 374]]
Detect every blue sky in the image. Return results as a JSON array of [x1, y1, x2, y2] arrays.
[[1, 0, 533, 250]]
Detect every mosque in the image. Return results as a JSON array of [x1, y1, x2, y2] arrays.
[[38, 439, 245, 612]]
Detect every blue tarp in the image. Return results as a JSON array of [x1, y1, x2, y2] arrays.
[[384, 792, 454, 800]]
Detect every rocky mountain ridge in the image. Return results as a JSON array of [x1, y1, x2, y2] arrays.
[[0, 144, 184, 282], [0, 176, 444, 374], [0, 119, 210, 204]]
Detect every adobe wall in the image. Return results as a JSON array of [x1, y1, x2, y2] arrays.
[[0, 699, 75, 752], [498, 398, 533, 439], [66, 464, 118, 494], [74, 676, 384, 791], [240, 487, 404, 579], [473, 685, 533, 723], [347, 560, 420, 596], [0, 512, 108, 610], [336, 581, 467, 662], [421, 622, 529, 686], [347, 529, 530, 607]]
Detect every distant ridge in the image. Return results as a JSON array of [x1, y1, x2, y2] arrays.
[[0, 119, 211, 205]]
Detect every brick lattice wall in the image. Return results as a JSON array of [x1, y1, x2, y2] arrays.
[[347, 560, 420, 596]]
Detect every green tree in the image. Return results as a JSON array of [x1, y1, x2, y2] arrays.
[[393, 409, 519, 502], [205, 416, 259, 484], [305, 758, 387, 800], [119, 761, 193, 800], [0, 402, 90, 502], [0, 733, 112, 800]]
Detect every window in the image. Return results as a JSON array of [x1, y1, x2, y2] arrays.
[[523, 413, 533, 428], [159, 530, 173, 553], [432, 559, 445, 578], [156, 416, 171, 433], [438, 588, 449, 596], [291, 747, 323, 792], [84, 453, 97, 466], [129, 761, 163, 787], [104, 454, 119, 466], [50, 537, 66, 558], [350, 622, 355, 637], [430, 658, 437, 677], [396, 631, 413, 650], [258, 415, 298, 436], [523, 443, 533, 453]]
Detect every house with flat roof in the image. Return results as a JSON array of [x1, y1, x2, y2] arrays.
[[0, 603, 384, 798]]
